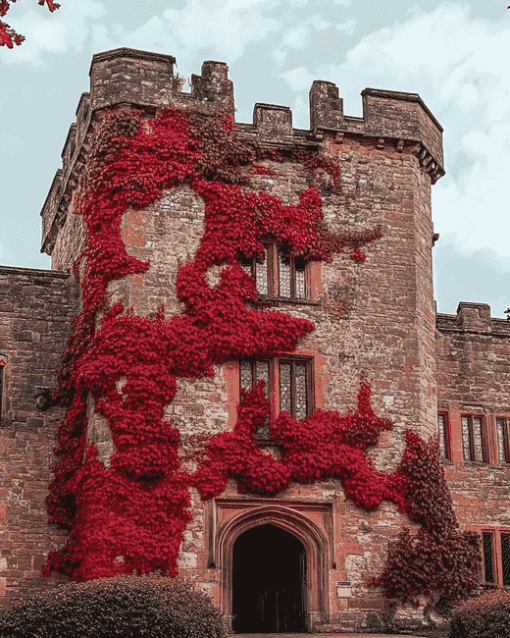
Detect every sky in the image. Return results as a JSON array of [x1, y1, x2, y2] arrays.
[[1, 0, 510, 318]]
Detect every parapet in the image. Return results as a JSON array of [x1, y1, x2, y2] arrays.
[[253, 103, 293, 141], [89, 48, 177, 111], [40, 47, 445, 257], [89, 48, 233, 112], [309, 80, 344, 135], [456, 302, 492, 333], [436, 302, 510, 336], [361, 88, 443, 170]]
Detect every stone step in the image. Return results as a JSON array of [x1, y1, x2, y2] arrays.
[[312, 620, 357, 633]]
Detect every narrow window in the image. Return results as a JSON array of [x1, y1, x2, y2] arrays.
[[438, 413, 450, 460], [501, 533, 510, 587], [483, 532, 495, 583], [295, 255, 306, 300], [497, 419, 510, 465], [240, 359, 253, 397], [240, 247, 269, 295], [277, 247, 308, 300], [240, 360, 271, 439], [279, 359, 311, 421], [278, 246, 292, 298], [0, 364, 3, 418], [255, 360, 270, 399], [255, 248, 269, 296], [462, 416, 473, 461], [240, 359, 270, 401], [279, 362, 291, 415], [473, 417, 485, 462], [239, 359, 271, 434]]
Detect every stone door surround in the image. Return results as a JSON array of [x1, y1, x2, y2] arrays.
[[206, 496, 334, 629]]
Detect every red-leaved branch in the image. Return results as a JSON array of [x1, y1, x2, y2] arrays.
[[0, 0, 60, 48]]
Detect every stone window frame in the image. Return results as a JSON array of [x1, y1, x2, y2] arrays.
[[461, 414, 489, 464], [496, 417, 510, 467], [482, 530, 496, 584], [239, 355, 315, 436], [240, 240, 311, 302], [468, 524, 510, 588], [437, 412, 451, 461], [0, 355, 6, 420]]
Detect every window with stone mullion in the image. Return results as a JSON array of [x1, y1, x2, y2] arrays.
[[240, 242, 308, 300], [240, 357, 312, 430], [496, 418, 510, 466]]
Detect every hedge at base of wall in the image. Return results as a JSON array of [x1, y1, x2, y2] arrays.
[[0, 572, 227, 638]]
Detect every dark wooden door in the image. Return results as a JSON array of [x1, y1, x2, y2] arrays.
[[232, 523, 307, 633]]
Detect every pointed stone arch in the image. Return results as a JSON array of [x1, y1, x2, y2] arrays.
[[216, 504, 330, 631]]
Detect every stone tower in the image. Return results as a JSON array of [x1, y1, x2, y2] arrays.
[[35, 47, 448, 632]]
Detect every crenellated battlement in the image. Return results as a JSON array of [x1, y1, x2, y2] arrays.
[[40, 46, 445, 257], [436, 302, 510, 336]]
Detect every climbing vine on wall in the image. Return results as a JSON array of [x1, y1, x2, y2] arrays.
[[43, 97, 481, 612]]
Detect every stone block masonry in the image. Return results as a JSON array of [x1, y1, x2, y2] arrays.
[[0, 266, 80, 605]]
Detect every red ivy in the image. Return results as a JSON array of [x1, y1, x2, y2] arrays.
[[43, 101, 481, 614]]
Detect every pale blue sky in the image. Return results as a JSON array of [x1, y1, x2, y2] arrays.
[[1, 0, 510, 317]]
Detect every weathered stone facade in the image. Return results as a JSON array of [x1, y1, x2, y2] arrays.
[[1, 47, 509, 633], [0, 266, 78, 603]]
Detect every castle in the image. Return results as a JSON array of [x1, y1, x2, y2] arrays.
[[1, 47, 510, 634]]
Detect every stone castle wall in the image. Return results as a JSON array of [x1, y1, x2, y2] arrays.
[[0, 46, 508, 633], [0, 266, 79, 605], [45, 47, 445, 631], [436, 303, 510, 586]]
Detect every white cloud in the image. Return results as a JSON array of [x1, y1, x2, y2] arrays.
[[292, 92, 309, 130], [459, 83, 479, 111], [282, 24, 311, 49], [270, 47, 288, 66], [306, 1, 510, 258], [158, 1, 282, 62], [2, 0, 106, 66], [280, 66, 315, 91], [335, 17, 357, 34], [462, 130, 492, 155], [89, 0, 284, 64], [91, 16, 172, 54]]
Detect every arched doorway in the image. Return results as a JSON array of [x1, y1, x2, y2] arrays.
[[232, 523, 307, 633]]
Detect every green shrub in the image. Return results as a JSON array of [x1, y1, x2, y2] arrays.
[[0, 573, 226, 638], [448, 587, 510, 638]]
